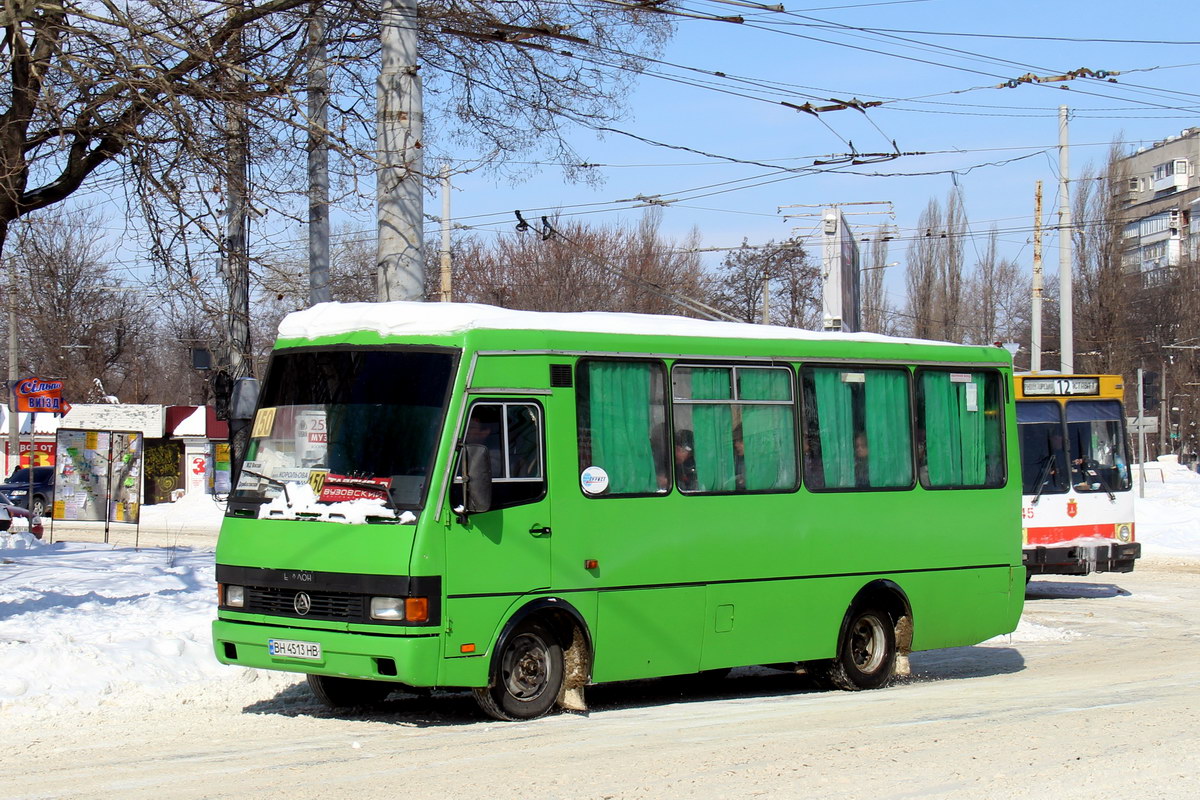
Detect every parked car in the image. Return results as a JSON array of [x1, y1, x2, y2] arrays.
[[0, 466, 54, 517], [0, 491, 43, 539]]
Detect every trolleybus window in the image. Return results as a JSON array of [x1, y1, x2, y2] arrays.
[[576, 359, 669, 497], [1065, 400, 1131, 493], [1016, 400, 1069, 495], [800, 366, 912, 490], [916, 369, 1005, 489], [670, 365, 797, 494]]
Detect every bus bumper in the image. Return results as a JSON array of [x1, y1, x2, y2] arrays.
[[212, 618, 444, 686], [1023, 541, 1141, 576]]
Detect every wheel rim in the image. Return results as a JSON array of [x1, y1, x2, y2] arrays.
[[848, 614, 887, 674], [502, 632, 551, 701]]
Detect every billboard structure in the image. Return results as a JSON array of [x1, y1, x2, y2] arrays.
[[52, 428, 144, 544], [821, 208, 862, 332]]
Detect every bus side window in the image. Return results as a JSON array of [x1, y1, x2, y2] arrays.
[[671, 365, 797, 494], [916, 369, 1005, 489], [455, 402, 545, 510], [800, 366, 912, 491], [576, 359, 669, 497]]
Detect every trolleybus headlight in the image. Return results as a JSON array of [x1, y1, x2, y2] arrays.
[[223, 584, 245, 608], [1115, 523, 1133, 543], [371, 597, 405, 620]]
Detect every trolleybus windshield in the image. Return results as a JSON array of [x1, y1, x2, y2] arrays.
[[228, 348, 456, 513]]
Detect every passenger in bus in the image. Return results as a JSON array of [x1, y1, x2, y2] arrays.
[[802, 437, 824, 489], [854, 432, 871, 488], [674, 429, 699, 492]]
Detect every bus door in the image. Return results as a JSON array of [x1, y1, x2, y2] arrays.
[[446, 399, 551, 598]]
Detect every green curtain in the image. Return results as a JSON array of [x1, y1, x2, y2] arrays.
[[739, 368, 796, 491], [811, 369, 855, 488], [922, 372, 992, 487], [689, 368, 736, 492], [589, 362, 659, 494], [864, 370, 912, 487]]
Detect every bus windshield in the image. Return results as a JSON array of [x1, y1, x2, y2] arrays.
[[1066, 399, 1131, 493], [1017, 401, 1070, 495], [230, 348, 457, 512]]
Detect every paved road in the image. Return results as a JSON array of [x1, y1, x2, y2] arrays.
[[5, 560, 1199, 799]]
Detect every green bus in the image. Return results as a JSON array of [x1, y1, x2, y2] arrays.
[[213, 301, 1025, 720]]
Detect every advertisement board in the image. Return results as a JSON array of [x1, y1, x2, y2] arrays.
[[821, 209, 862, 333], [52, 428, 143, 524]]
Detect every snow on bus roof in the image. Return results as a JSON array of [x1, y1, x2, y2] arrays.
[[279, 301, 972, 349]]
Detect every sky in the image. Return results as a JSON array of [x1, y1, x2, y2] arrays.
[[425, 0, 1200, 312], [3, 457, 1200, 716], [75, 0, 1200, 323]]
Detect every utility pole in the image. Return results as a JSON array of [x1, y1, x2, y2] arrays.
[[761, 276, 770, 325], [308, 9, 330, 307], [6, 256, 16, 475], [1058, 105, 1073, 373], [377, 0, 425, 301], [438, 163, 452, 302], [225, 15, 251, 382], [1031, 181, 1044, 372]]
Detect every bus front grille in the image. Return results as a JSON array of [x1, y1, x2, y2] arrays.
[[245, 586, 364, 622]]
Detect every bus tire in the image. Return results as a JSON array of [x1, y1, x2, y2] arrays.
[[813, 604, 896, 691], [307, 674, 394, 709], [473, 620, 564, 721]]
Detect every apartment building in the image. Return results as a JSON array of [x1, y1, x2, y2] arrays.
[[1120, 127, 1200, 284]]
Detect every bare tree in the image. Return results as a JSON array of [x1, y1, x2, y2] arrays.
[[710, 238, 817, 327], [861, 229, 894, 334], [3, 212, 154, 402], [904, 198, 942, 339], [451, 211, 708, 316]]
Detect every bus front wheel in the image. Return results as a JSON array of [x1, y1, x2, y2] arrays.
[[811, 604, 897, 691], [474, 620, 564, 721], [307, 674, 394, 709]]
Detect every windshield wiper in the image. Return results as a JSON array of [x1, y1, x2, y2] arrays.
[[1031, 454, 1056, 506], [240, 469, 292, 507]]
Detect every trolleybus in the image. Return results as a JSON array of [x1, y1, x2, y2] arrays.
[[213, 301, 1025, 720], [1015, 373, 1139, 577]]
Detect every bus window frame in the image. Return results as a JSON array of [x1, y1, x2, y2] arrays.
[[453, 399, 548, 512], [799, 363, 917, 494], [669, 362, 800, 496], [914, 366, 1008, 491], [575, 356, 671, 500]]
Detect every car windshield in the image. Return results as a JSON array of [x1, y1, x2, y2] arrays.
[[229, 347, 457, 514]]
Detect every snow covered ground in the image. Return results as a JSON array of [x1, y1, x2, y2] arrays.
[[3, 463, 1200, 719]]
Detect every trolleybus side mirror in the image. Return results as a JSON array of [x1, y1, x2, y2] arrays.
[[460, 443, 493, 518]]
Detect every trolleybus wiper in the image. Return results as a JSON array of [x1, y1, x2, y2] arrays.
[[1031, 455, 1055, 506]]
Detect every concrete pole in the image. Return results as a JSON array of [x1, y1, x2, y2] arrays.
[[377, 0, 425, 302], [1032, 180, 1043, 373], [1058, 105, 1074, 373], [308, 11, 331, 307], [438, 163, 452, 302], [6, 256, 17, 475]]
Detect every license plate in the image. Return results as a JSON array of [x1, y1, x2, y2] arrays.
[[268, 638, 322, 660]]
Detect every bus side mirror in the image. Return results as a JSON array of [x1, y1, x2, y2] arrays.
[[230, 377, 260, 422], [461, 444, 493, 515]]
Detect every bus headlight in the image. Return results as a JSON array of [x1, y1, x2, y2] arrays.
[[1115, 523, 1133, 543], [222, 584, 245, 608], [371, 597, 405, 620]]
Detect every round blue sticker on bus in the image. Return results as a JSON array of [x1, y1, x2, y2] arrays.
[[581, 466, 609, 495]]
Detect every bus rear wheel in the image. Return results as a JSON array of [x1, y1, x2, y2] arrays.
[[474, 620, 564, 721], [307, 674, 394, 709], [811, 604, 896, 691]]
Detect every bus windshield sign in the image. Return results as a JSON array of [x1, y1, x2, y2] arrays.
[[1022, 377, 1100, 397]]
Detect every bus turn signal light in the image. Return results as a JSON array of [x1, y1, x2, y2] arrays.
[[405, 597, 429, 623]]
